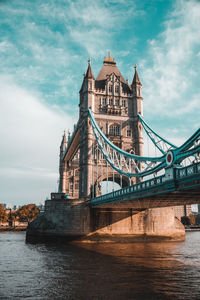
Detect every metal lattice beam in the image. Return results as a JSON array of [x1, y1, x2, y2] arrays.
[[88, 109, 200, 178]]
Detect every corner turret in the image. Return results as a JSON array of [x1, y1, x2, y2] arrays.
[[60, 130, 67, 155], [85, 58, 95, 94], [85, 58, 95, 80], [79, 58, 95, 115], [131, 65, 143, 157], [58, 131, 67, 193], [132, 64, 142, 99]]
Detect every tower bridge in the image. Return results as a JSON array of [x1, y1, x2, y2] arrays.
[[27, 54, 200, 242]]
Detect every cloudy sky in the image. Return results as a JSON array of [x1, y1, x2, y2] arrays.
[[0, 0, 200, 206]]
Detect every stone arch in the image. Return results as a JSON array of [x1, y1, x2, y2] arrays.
[[91, 172, 129, 198]]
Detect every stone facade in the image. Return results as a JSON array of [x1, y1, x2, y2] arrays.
[[60, 53, 143, 199]]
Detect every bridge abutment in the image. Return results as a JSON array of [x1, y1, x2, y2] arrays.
[[90, 206, 185, 241], [26, 195, 185, 242]]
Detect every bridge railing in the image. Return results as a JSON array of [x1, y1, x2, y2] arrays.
[[91, 162, 200, 206], [91, 174, 166, 205], [176, 162, 200, 179]]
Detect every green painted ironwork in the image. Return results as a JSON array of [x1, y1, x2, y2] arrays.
[[138, 114, 177, 154], [88, 109, 200, 178], [91, 162, 200, 207]]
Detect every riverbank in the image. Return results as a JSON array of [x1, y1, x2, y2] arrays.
[[185, 225, 200, 231], [0, 226, 27, 231]]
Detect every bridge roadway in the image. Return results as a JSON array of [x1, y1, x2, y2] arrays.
[[91, 162, 200, 209]]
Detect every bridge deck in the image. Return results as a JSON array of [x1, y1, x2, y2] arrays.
[[91, 162, 200, 209]]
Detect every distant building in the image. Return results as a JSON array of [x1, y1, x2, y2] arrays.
[[3, 203, 19, 210], [3, 203, 13, 209], [174, 205, 192, 220], [191, 204, 199, 214], [37, 204, 45, 213]]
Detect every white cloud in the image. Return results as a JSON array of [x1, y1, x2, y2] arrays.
[[66, 0, 115, 57], [65, 0, 139, 58], [143, 0, 200, 122], [68, 1, 116, 28], [0, 41, 16, 53], [68, 27, 110, 57], [0, 77, 73, 205]]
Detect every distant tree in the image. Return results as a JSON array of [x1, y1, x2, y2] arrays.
[[0, 204, 7, 223], [10, 210, 18, 227], [7, 209, 14, 227], [16, 204, 39, 224], [189, 214, 196, 225]]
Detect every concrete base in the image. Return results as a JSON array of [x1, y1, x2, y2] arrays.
[[26, 198, 185, 242], [90, 206, 185, 241]]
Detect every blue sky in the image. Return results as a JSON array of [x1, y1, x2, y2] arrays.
[[0, 0, 200, 205]]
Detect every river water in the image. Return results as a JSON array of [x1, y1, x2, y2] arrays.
[[0, 232, 200, 300]]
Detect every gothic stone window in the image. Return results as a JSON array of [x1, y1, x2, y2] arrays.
[[115, 85, 119, 93], [102, 98, 107, 105], [122, 99, 126, 107], [115, 99, 120, 106], [109, 124, 120, 136], [127, 127, 131, 137], [109, 98, 113, 105], [109, 85, 113, 93]]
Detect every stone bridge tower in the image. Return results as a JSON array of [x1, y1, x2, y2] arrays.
[[27, 54, 185, 242], [78, 53, 143, 199]]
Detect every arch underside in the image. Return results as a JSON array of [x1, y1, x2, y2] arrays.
[[101, 175, 129, 188], [92, 173, 130, 198]]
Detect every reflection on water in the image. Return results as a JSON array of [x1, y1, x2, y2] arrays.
[[0, 232, 200, 299]]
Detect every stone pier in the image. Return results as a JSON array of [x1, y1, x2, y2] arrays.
[[26, 194, 185, 242]]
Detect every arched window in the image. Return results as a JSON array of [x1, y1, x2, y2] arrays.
[[109, 124, 120, 136], [115, 99, 119, 106], [102, 98, 107, 105], [109, 98, 113, 105], [109, 85, 113, 93], [127, 126, 131, 137], [122, 99, 126, 107]]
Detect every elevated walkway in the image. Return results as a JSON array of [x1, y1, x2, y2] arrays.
[[91, 162, 200, 209]]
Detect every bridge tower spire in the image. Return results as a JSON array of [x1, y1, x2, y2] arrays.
[[79, 58, 96, 198], [58, 131, 67, 193], [85, 58, 95, 80], [132, 64, 143, 157]]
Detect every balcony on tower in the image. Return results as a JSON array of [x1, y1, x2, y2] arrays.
[[99, 97, 128, 115]]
